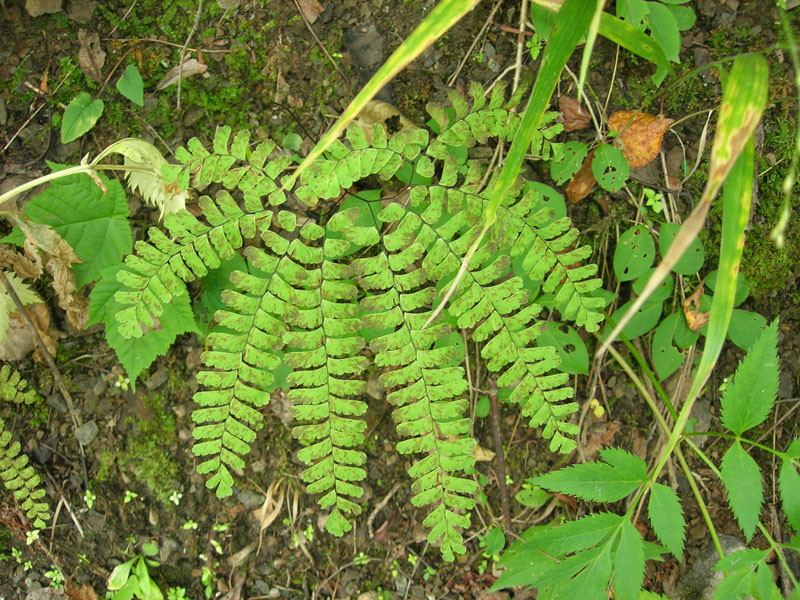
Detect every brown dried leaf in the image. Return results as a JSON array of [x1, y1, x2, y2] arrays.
[[683, 281, 709, 332], [608, 110, 674, 168], [559, 95, 591, 132], [565, 150, 596, 203], [0, 300, 58, 361], [0, 244, 42, 279], [472, 444, 495, 462], [296, 0, 323, 24], [77, 29, 106, 83], [583, 420, 621, 461], [66, 583, 99, 600], [19, 221, 88, 330], [156, 58, 208, 90]]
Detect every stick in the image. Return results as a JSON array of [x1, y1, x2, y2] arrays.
[[488, 378, 512, 530], [177, 0, 203, 110]]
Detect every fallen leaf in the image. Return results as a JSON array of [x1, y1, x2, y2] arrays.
[[19, 221, 88, 330], [296, 0, 323, 24], [77, 29, 106, 83], [472, 444, 495, 462], [608, 110, 674, 168], [565, 150, 596, 203], [25, 0, 62, 17], [559, 95, 591, 132], [66, 582, 99, 600], [0, 299, 58, 361], [156, 58, 208, 90], [0, 245, 42, 279], [683, 280, 709, 332], [583, 420, 621, 461]]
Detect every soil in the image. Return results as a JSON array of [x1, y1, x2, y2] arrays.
[[0, 1, 799, 599]]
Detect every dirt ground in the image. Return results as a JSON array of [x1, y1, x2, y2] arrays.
[[0, 0, 799, 599]]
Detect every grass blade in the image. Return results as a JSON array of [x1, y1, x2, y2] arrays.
[[285, 0, 480, 189]]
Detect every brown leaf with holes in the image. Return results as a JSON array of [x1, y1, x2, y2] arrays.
[[559, 95, 591, 132], [683, 280, 709, 332], [565, 150, 596, 203], [77, 29, 106, 83], [608, 110, 674, 168]]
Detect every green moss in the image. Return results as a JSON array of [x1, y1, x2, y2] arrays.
[[117, 394, 181, 506]]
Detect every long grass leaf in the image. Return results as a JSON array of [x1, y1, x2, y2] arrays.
[[285, 0, 480, 189]]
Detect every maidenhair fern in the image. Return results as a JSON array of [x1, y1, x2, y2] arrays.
[[0, 365, 50, 528], [114, 82, 604, 560]]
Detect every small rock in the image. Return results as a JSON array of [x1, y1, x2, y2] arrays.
[[358, 593, 379, 600], [93, 378, 108, 397], [237, 489, 263, 509], [75, 420, 99, 445], [145, 366, 168, 390], [25, 0, 62, 17], [66, 0, 96, 22], [47, 393, 68, 414], [677, 535, 750, 600], [778, 370, 793, 399], [159, 537, 179, 562]]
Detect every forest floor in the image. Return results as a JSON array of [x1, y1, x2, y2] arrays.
[[0, 0, 799, 599]]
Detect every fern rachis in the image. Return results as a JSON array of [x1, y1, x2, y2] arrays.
[[113, 82, 604, 559]]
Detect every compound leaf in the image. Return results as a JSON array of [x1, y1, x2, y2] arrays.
[[779, 458, 800, 532], [720, 440, 763, 542], [647, 482, 685, 558], [720, 319, 778, 436], [613, 519, 645, 600]]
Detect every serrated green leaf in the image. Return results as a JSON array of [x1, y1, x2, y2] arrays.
[[25, 169, 132, 287], [613, 520, 645, 600], [532, 449, 646, 502], [779, 458, 800, 532], [647, 482, 685, 558], [720, 319, 778, 436], [720, 441, 763, 542], [61, 93, 104, 143], [713, 548, 769, 573], [712, 569, 753, 600], [117, 64, 144, 106]]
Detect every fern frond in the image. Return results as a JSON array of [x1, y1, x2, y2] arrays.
[[351, 204, 477, 561], [0, 369, 49, 528]]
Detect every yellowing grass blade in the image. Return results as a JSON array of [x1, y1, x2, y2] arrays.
[[645, 133, 756, 496], [598, 53, 768, 357], [284, 0, 480, 190]]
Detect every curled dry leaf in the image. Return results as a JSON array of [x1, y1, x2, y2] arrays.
[[608, 110, 674, 168], [77, 29, 106, 83], [565, 150, 597, 204], [559, 95, 591, 132], [357, 100, 416, 143], [0, 244, 42, 279], [19, 221, 88, 330], [0, 298, 58, 361], [683, 280, 709, 332], [156, 58, 208, 90]]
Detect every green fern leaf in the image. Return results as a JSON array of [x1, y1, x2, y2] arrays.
[[613, 519, 646, 600], [720, 319, 779, 436], [0, 421, 49, 528], [647, 482, 685, 558], [531, 448, 647, 502], [0, 365, 39, 405], [720, 440, 763, 542]]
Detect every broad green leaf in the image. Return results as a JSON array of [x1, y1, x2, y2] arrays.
[[559, 540, 613, 599], [659, 222, 704, 275], [727, 309, 769, 351], [116, 64, 144, 106], [752, 561, 783, 600], [484, 527, 506, 556], [779, 458, 800, 532], [665, 4, 696, 30], [551, 141, 588, 185], [614, 225, 656, 282], [652, 312, 685, 380], [592, 143, 629, 192], [647, 482, 684, 558], [720, 440, 763, 542], [613, 519, 645, 600], [538, 322, 589, 375], [645, 2, 681, 62], [515, 484, 550, 509], [706, 270, 749, 307], [719, 319, 778, 436], [713, 569, 753, 600], [605, 298, 663, 340], [714, 548, 769, 573], [24, 169, 132, 287], [61, 92, 104, 143], [532, 448, 646, 502]]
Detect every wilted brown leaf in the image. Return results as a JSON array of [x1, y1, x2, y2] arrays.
[[66, 582, 99, 600], [296, 0, 323, 24], [565, 150, 596, 203], [0, 300, 58, 361], [559, 95, 591, 132], [683, 280, 709, 332], [77, 29, 106, 83], [472, 444, 495, 462], [156, 58, 208, 90], [19, 221, 88, 330], [608, 110, 674, 168], [0, 244, 42, 279]]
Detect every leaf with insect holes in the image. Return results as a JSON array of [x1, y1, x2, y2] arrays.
[[538, 322, 589, 375], [116, 64, 144, 106], [531, 447, 647, 502], [61, 93, 104, 143], [551, 141, 588, 185], [720, 319, 778, 436], [659, 222, 704, 275], [720, 440, 762, 542], [592, 143, 629, 192], [647, 482, 685, 558], [614, 225, 655, 281], [727, 309, 768, 351], [608, 111, 674, 168]]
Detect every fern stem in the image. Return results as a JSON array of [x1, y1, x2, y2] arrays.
[[0, 269, 89, 492], [488, 378, 512, 530]]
